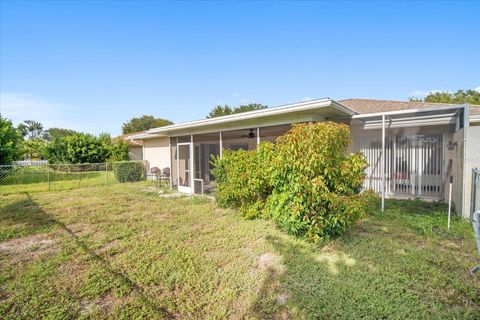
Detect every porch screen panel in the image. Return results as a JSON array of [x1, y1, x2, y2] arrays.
[[259, 124, 292, 143], [222, 129, 258, 151], [193, 132, 220, 195], [354, 134, 443, 199]]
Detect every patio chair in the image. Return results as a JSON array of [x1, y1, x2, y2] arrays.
[[146, 167, 162, 188], [160, 167, 170, 186]]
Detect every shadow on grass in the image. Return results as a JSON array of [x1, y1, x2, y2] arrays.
[[0, 193, 57, 240], [0, 193, 173, 318], [249, 234, 358, 319]]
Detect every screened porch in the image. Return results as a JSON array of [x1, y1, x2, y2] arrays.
[[169, 124, 292, 195]]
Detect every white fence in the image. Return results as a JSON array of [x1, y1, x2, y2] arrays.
[[12, 160, 49, 166]]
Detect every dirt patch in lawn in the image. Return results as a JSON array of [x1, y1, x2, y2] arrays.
[[79, 291, 124, 315], [65, 222, 103, 240], [0, 233, 59, 269], [255, 252, 285, 274]]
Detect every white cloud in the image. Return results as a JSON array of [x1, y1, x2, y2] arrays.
[[0, 92, 82, 131], [474, 86, 480, 93]]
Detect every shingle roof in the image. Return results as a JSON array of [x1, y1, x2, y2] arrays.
[[118, 131, 145, 146], [338, 98, 480, 116]]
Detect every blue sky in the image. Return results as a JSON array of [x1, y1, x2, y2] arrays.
[[1, 1, 479, 136]]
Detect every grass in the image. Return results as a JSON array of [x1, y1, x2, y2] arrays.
[[0, 168, 117, 195], [0, 184, 479, 319]]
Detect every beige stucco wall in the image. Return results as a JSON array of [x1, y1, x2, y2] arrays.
[[444, 129, 464, 216], [128, 146, 143, 161], [463, 123, 480, 218], [143, 137, 170, 171]]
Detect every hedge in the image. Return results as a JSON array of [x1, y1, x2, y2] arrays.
[[112, 161, 144, 183]]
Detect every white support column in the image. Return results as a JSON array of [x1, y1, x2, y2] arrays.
[[382, 114, 385, 212], [190, 135, 194, 195], [176, 137, 179, 190], [257, 127, 260, 145], [219, 131, 223, 159], [168, 138, 172, 189]]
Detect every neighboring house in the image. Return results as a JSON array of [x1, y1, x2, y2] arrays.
[[120, 132, 144, 161], [129, 98, 480, 219]]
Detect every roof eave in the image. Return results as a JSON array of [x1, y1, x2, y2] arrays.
[[146, 98, 356, 135]]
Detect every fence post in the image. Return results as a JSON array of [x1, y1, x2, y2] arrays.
[[48, 166, 50, 191], [106, 162, 108, 185]]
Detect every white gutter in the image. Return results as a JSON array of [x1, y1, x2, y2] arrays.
[[126, 132, 166, 140], [352, 104, 465, 119], [146, 98, 356, 134]]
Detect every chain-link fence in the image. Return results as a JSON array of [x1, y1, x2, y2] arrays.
[[0, 161, 147, 195]]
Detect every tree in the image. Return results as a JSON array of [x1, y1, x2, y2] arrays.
[[17, 120, 44, 139], [235, 103, 268, 113], [44, 132, 129, 164], [21, 139, 47, 160], [109, 138, 130, 162], [207, 105, 234, 118], [0, 115, 22, 165], [206, 103, 268, 118], [122, 115, 173, 134], [46, 127, 78, 140], [410, 89, 480, 105], [63, 133, 110, 164], [44, 137, 67, 163]]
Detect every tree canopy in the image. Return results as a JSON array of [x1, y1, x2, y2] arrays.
[[0, 114, 22, 165], [46, 127, 79, 140], [17, 120, 44, 139], [122, 115, 173, 134], [44, 132, 129, 164], [410, 89, 480, 105], [207, 103, 268, 118]]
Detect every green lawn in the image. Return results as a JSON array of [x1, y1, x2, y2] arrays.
[[0, 184, 479, 319]]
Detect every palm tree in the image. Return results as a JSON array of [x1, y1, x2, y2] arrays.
[[20, 120, 44, 139]]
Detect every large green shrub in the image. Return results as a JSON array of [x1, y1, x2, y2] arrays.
[[44, 133, 128, 164], [112, 161, 144, 182], [0, 115, 22, 165], [212, 122, 377, 241]]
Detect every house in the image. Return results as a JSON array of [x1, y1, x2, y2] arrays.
[[127, 98, 480, 219], [120, 132, 144, 161]]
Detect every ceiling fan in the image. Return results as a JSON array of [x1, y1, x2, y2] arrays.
[[241, 129, 256, 139]]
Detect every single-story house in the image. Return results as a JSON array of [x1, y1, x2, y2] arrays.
[[127, 98, 480, 219], [120, 132, 144, 161]]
